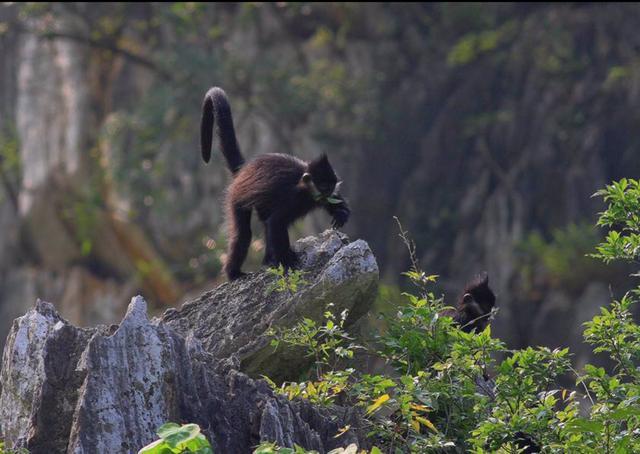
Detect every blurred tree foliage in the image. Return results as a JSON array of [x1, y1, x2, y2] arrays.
[[0, 124, 19, 210], [517, 223, 610, 295]]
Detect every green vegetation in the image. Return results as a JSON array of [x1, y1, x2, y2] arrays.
[[517, 223, 608, 294], [592, 178, 640, 265], [0, 441, 28, 454], [266, 306, 358, 402], [265, 265, 309, 296], [253, 443, 382, 454], [139, 423, 213, 454], [0, 124, 20, 208], [261, 178, 640, 452]]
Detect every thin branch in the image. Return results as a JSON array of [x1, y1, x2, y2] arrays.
[[394, 216, 420, 274], [459, 307, 499, 332]]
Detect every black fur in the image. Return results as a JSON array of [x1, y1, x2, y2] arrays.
[[513, 432, 541, 453], [201, 87, 244, 173], [443, 272, 496, 333], [200, 87, 350, 280]]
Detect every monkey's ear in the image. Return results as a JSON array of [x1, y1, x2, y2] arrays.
[[312, 153, 330, 166], [478, 271, 489, 286], [334, 181, 343, 192], [462, 293, 474, 305]]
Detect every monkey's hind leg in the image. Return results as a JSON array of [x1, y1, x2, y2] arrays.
[[224, 205, 252, 280], [262, 221, 277, 266]]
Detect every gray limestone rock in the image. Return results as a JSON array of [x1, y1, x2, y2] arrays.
[[0, 232, 377, 453], [162, 230, 379, 381]]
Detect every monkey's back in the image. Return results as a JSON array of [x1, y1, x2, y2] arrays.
[[227, 153, 309, 215]]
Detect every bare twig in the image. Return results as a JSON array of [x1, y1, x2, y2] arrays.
[[394, 216, 420, 274]]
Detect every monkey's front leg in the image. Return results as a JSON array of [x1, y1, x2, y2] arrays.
[[266, 216, 298, 270], [324, 194, 351, 228]]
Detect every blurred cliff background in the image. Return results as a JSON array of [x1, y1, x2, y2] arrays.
[[0, 2, 639, 366]]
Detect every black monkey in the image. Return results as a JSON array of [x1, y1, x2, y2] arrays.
[[513, 432, 541, 453], [445, 275, 541, 452], [442, 272, 496, 333], [200, 87, 350, 280]]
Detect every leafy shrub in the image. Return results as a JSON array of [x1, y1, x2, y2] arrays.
[[139, 423, 213, 454], [142, 180, 640, 452], [265, 179, 640, 452], [265, 265, 308, 296], [517, 222, 605, 293], [592, 178, 640, 265], [253, 442, 382, 454], [0, 441, 28, 454]]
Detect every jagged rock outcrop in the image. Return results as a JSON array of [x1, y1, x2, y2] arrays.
[[163, 230, 379, 381], [0, 232, 377, 454]]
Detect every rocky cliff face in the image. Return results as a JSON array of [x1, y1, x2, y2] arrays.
[[0, 232, 377, 454]]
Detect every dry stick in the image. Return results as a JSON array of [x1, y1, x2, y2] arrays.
[[394, 216, 420, 274]]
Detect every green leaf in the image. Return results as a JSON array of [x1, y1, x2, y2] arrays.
[[181, 434, 213, 453], [157, 423, 200, 448], [253, 446, 277, 454], [415, 416, 438, 433], [138, 439, 177, 454], [365, 394, 390, 415], [566, 419, 604, 434]]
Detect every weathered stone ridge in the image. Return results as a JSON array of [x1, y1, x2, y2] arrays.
[[0, 232, 377, 453], [163, 230, 379, 380]]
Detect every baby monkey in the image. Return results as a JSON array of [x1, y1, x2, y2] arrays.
[[442, 272, 496, 333]]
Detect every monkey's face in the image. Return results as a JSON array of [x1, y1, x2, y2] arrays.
[[308, 154, 339, 196], [463, 272, 496, 314], [314, 177, 338, 196]]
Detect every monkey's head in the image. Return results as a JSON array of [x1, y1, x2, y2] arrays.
[[460, 272, 496, 314], [303, 154, 340, 198]]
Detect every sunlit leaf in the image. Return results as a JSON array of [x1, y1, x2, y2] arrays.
[[365, 394, 390, 415]]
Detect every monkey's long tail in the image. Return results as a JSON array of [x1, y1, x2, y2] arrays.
[[200, 87, 245, 174]]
